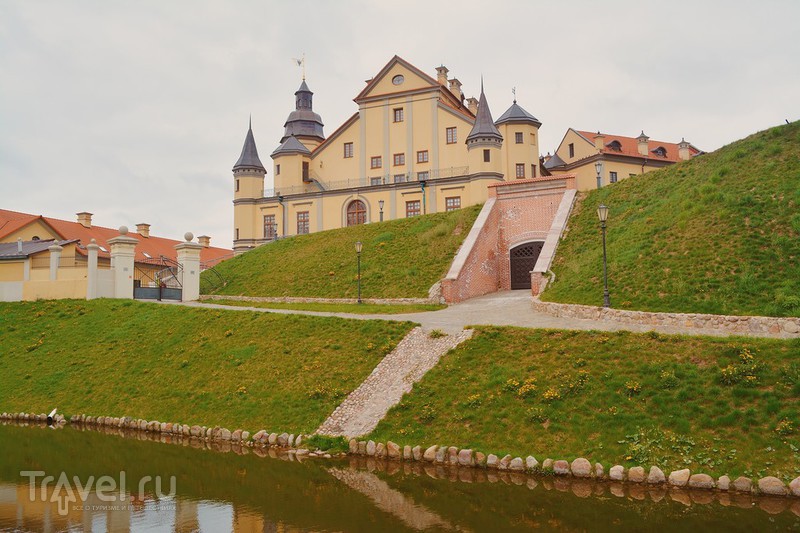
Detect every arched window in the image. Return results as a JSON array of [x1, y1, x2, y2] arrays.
[[652, 146, 667, 157], [607, 140, 622, 152], [347, 200, 366, 226]]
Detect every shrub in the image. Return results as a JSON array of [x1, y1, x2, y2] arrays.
[[720, 348, 762, 386], [516, 377, 538, 399], [542, 387, 561, 403], [419, 404, 437, 423], [526, 407, 549, 423], [659, 370, 679, 390], [775, 419, 794, 437], [625, 381, 642, 398], [428, 329, 447, 339]]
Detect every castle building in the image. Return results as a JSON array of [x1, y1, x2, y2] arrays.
[[544, 128, 702, 190], [231, 55, 543, 253]]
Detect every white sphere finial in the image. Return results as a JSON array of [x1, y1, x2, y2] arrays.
[[90, 238, 96, 244], [119, 226, 128, 235], [184, 232, 194, 242]]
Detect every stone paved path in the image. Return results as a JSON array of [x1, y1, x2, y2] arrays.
[[315, 327, 473, 437], [180, 290, 790, 339]]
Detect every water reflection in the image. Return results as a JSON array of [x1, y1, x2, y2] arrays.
[[0, 422, 798, 532]]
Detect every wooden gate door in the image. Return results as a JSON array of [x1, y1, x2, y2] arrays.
[[510, 242, 544, 290]]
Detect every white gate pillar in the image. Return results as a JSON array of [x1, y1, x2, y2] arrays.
[[175, 232, 203, 302], [48, 243, 63, 281], [108, 227, 139, 299], [86, 239, 100, 300]]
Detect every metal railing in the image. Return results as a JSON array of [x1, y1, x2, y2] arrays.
[[264, 166, 469, 198]]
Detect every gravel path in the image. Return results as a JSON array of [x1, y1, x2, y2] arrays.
[[179, 290, 789, 338], [315, 327, 473, 437]]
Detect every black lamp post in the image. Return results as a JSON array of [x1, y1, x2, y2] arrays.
[[379, 200, 385, 222], [355, 241, 363, 304], [597, 204, 611, 308], [595, 161, 603, 190]]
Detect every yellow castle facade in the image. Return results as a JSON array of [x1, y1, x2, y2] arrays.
[[231, 55, 544, 253]]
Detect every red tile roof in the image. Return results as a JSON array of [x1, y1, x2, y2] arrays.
[[575, 130, 701, 163], [0, 209, 231, 266]]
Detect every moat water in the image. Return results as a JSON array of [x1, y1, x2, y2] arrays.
[[0, 423, 797, 532]]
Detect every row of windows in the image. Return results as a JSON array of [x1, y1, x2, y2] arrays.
[[369, 150, 429, 169], [260, 196, 463, 237], [345, 128, 457, 161]]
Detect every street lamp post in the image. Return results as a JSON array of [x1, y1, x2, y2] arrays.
[[355, 241, 363, 304], [597, 204, 611, 308], [595, 161, 603, 190], [379, 200, 385, 222]]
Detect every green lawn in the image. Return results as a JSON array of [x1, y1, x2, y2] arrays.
[[542, 121, 800, 316], [369, 326, 800, 480], [209, 299, 446, 315], [204, 205, 481, 298], [0, 299, 414, 433]]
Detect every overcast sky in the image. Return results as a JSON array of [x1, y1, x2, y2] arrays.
[[1, 1, 798, 249]]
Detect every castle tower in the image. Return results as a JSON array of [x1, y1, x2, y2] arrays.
[[495, 96, 542, 180], [466, 81, 503, 175], [232, 119, 266, 253], [281, 80, 325, 150]]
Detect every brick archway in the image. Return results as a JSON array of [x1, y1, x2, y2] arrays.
[[509, 241, 544, 290]]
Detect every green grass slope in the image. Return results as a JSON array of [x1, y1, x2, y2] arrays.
[[0, 300, 413, 433], [542, 121, 800, 316], [370, 326, 800, 480], [205, 205, 480, 298]]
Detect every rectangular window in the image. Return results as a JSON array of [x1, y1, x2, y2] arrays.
[[296, 211, 309, 235], [483, 149, 490, 162], [370, 156, 382, 169], [515, 163, 525, 178], [393, 108, 404, 122], [568, 143, 575, 158], [446, 127, 457, 144], [406, 200, 421, 218], [531, 164, 537, 178], [515, 132, 523, 144], [302, 161, 309, 181], [235, 228, 239, 240], [235, 179, 240, 192], [370, 177, 383, 186], [394, 174, 406, 183], [610, 171, 618, 183], [264, 214, 276, 240], [629, 173, 637, 178], [445, 197, 461, 212], [393, 153, 405, 166], [417, 171, 429, 181], [417, 150, 429, 163], [276, 164, 281, 175], [343, 142, 353, 158]]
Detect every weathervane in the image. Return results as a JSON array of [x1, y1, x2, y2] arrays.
[[512, 86, 516, 104], [292, 52, 306, 80]]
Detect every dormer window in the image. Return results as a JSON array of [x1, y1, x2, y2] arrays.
[[652, 146, 667, 157], [607, 140, 622, 152]]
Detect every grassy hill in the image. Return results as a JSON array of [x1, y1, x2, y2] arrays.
[[370, 326, 800, 480], [0, 300, 413, 433], [205, 205, 481, 299], [542, 121, 800, 316]]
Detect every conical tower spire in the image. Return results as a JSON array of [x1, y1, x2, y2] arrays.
[[233, 119, 266, 172], [466, 80, 502, 143]]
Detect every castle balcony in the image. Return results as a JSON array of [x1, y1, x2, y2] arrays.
[[263, 166, 469, 198]]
